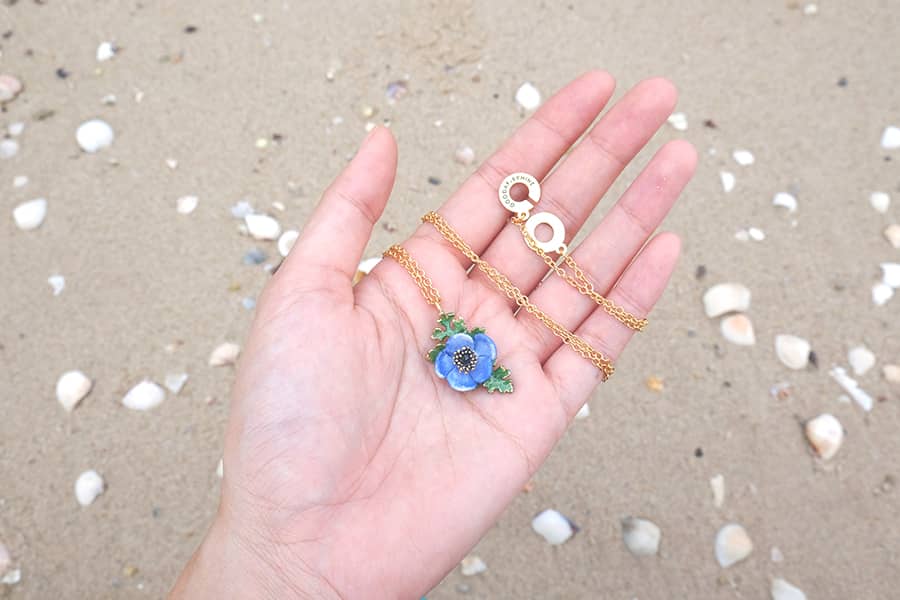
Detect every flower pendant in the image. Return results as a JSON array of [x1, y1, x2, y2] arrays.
[[427, 313, 513, 393]]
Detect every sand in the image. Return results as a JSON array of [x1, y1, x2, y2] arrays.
[[2, 1, 899, 598]]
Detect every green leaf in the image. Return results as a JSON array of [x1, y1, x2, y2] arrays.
[[426, 344, 445, 363], [483, 365, 514, 394], [468, 327, 486, 335], [431, 312, 467, 341]]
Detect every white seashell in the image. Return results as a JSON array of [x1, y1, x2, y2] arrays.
[[771, 577, 807, 600], [75, 470, 105, 506], [720, 171, 736, 192], [176, 195, 198, 214], [720, 314, 756, 346], [829, 366, 874, 411], [208, 342, 240, 366], [0, 138, 19, 159], [770, 546, 785, 563], [772, 192, 797, 213], [12, 198, 47, 231], [802, 2, 818, 15], [271, 201, 286, 212], [96, 41, 117, 62], [454, 145, 475, 166], [621, 517, 661, 556], [531, 509, 575, 545], [0, 73, 23, 102], [122, 380, 165, 411], [732, 149, 755, 166], [460, 555, 487, 576], [775, 335, 811, 370], [100, 93, 117, 105], [805, 413, 844, 460], [881, 263, 900, 288], [0, 540, 11, 575], [353, 256, 383, 285], [885, 224, 900, 248], [48, 274, 65, 296], [575, 402, 590, 420], [216, 458, 224, 478], [56, 370, 93, 412], [883, 364, 900, 383], [710, 474, 725, 508], [76, 119, 114, 153], [13, 175, 28, 188], [515, 82, 541, 111], [278, 230, 299, 257], [848, 345, 876, 376], [747, 227, 765, 241], [714, 523, 753, 568], [8, 122, 24, 137], [872, 282, 894, 306], [870, 191, 890, 214], [882, 126, 900, 150], [164, 373, 189, 394], [1, 568, 20, 585], [667, 112, 688, 131], [165, 158, 178, 170], [703, 283, 751, 317], [244, 213, 281, 240]]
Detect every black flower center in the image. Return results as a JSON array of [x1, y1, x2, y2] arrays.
[[452, 346, 479, 374]]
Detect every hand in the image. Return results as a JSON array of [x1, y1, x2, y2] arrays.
[[170, 71, 697, 599]]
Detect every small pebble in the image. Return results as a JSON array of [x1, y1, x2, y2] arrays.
[[715, 523, 753, 568], [771, 577, 807, 600], [772, 192, 798, 213], [56, 67, 71, 79], [454, 145, 475, 166], [870, 191, 890, 214], [881, 126, 900, 150], [0, 138, 19, 159], [732, 149, 755, 166], [75, 470, 105, 507], [386, 80, 408, 102], [163, 373, 189, 394], [243, 248, 267, 265], [56, 370, 93, 412], [230, 200, 254, 219], [12, 198, 47, 230], [805, 413, 844, 460], [667, 112, 688, 131], [427, 176, 441, 186], [208, 342, 240, 367], [848, 345, 876, 376], [515, 82, 541, 111], [122, 380, 165, 411], [96, 41, 117, 62], [241, 297, 256, 310], [76, 119, 114, 153], [459, 556, 487, 576], [646, 376, 664, 392], [0, 74, 23, 102], [720, 171, 736, 193], [621, 517, 661, 556], [531, 509, 576, 545]]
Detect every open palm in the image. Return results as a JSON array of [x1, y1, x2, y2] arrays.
[[172, 72, 697, 599]]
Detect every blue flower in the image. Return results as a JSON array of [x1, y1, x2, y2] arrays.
[[434, 332, 497, 392]]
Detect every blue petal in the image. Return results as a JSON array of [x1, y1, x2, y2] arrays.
[[446, 368, 477, 392], [444, 333, 474, 354], [470, 354, 494, 384], [473, 333, 497, 363], [435, 350, 454, 379]]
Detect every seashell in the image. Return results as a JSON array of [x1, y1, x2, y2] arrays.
[[76, 119, 114, 153], [714, 523, 753, 568], [881, 263, 900, 288], [56, 370, 93, 412], [621, 517, 661, 556], [575, 402, 590, 420], [208, 342, 240, 366], [8, 122, 24, 137], [164, 373, 189, 394], [245, 213, 281, 240], [734, 229, 750, 242], [747, 227, 765, 241], [176, 195, 198, 214], [216, 458, 224, 478], [0, 73, 23, 102], [454, 145, 475, 166], [720, 171, 736, 193], [872, 282, 894, 306], [883, 364, 900, 384], [531, 509, 576, 545], [802, 2, 818, 15], [278, 230, 299, 257], [732, 149, 755, 166], [775, 335, 811, 370], [848, 345, 875, 376], [882, 126, 900, 150], [885, 224, 900, 249], [165, 158, 178, 169], [772, 192, 797, 213], [703, 283, 751, 317], [100, 93, 117, 106], [667, 112, 688, 131], [515, 82, 541, 111], [870, 191, 890, 214], [48, 274, 65, 296], [12, 198, 47, 230], [771, 578, 807, 600], [13, 175, 28, 188], [829, 366, 873, 411], [75, 470, 105, 506], [352, 256, 382, 285], [710, 474, 725, 508], [460, 555, 487, 576], [0, 540, 10, 575], [122, 380, 165, 411], [96, 41, 117, 62], [0, 138, 19, 159], [271, 201, 286, 212], [805, 413, 843, 460], [720, 314, 756, 346], [1, 568, 20, 585]]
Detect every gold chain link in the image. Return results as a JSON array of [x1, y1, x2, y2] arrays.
[[383, 245, 443, 313], [511, 217, 648, 331], [421, 211, 614, 380]]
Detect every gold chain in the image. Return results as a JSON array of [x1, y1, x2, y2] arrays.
[[511, 217, 648, 331], [421, 211, 614, 379], [383, 245, 443, 314]]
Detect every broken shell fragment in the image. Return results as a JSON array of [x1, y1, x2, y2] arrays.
[[75, 470, 105, 506], [805, 413, 843, 460], [96, 41, 117, 62], [720, 314, 755, 346], [720, 171, 736, 193], [56, 370, 93, 412], [885, 224, 900, 249], [775, 335, 811, 370], [122, 380, 165, 411], [883, 364, 900, 383], [176, 195, 198, 214], [829, 366, 874, 411], [48, 274, 65, 296], [710, 474, 725, 508], [12, 198, 47, 231], [667, 112, 688, 131], [278, 229, 299, 257], [771, 578, 807, 600], [245, 213, 281, 240], [0, 139, 18, 159], [772, 192, 797, 213], [460, 555, 487, 576], [621, 517, 661, 556], [208, 342, 240, 366], [454, 145, 475, 166], [76, 119, 115, 153], [715, 523, 753, 568], [848, 345, 876, 376], [881, 263, 900, 288], [872, 282, 894, 306], [515, 82, 541, 111], [703, 283, 751, 317], [575, 402, 590, 420], [531, 509, 576, 545], [732, 149, 755, 166], [870, 191, 890, 214], [352, 257, 382, 285], [164, 373, 189, 394], [882, 126, 900, 150], [0, 74, 23, 103]]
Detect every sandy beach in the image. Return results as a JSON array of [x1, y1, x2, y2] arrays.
[[2, 1, 899, 598]]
